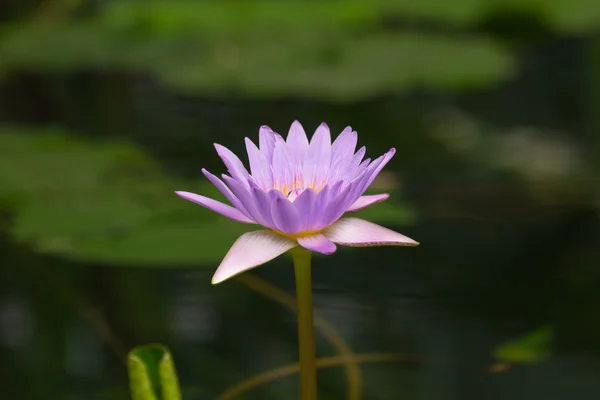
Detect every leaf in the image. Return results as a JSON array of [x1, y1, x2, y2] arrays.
[[158, 33, 515, 101], [128, 344, 181, 400], [0, 126, 246, 265], [100, 0, 379, 34], [492, 325, 554, 364], [0, 1, 516, 100]]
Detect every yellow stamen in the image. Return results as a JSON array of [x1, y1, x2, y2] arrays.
[[275, 230, 321, 241]]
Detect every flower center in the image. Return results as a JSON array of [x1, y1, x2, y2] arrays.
[[286, 188, 303, 202], [272, 170, 328, 200]]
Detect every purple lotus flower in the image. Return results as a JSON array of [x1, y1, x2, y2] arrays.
[[177, 121, 418, 284]]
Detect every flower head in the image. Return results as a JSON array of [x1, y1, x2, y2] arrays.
[[177, 121, 418, 284]]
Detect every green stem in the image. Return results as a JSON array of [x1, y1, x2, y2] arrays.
[[292, 248, 318, 400]]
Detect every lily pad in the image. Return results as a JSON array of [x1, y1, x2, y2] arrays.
[[159, 33, 515, 101], [0, 1, 516, 100]]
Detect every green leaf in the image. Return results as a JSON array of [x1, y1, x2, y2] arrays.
[[492, 325, 554, 364], [100, 0, 379, 34], [0, 126, 246, 265], [0, 1, 516, 100], [128, 344, 181, 400], [158, 33, 515, 101]]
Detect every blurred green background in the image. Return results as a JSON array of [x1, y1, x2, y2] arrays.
[[1, 0, 600, 399]]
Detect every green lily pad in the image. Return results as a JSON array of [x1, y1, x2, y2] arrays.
[[0, 1, 516, 100], [0, 126, 245, 265], [158, 33, 514, 101]]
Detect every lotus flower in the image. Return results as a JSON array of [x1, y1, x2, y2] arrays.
[[176, 121, 418, 284]]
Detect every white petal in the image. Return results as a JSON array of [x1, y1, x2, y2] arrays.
[[322, 218, 418, 247], [346, 194, 389, 212], [212, 230, 297, 284]]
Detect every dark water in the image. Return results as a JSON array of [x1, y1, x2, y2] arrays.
[[2, 2, 600, 400]]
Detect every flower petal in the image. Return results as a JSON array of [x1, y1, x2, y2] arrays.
[[305, 185, 329, 231], [319, 184, 355, 228], [323, 217, 418, 247], [272, 136, 294, 191], [212, 230, 297, 284], [202, 168, 252, 218], [222, 175, 269, 226], [304, 123, 332, 188], [249, 183, 277, 228], [327, 126, 357, 183], [293, 188, 317, 232], [344, 148, 395, 206], [346, 193, 389, 212], [175, 191, 255, 224], [245, 138, 273, 189], [214, 144, 251, 186], [344, 146, 366, 180], [271, 192, 302, 234], [357, 148, 396, 195], [286, 120, 309, 162], [298, 233, 337, 255], [259, 125, 276, 162], [331, 126, 356, 158]]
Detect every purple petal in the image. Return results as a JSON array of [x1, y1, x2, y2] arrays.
[[214, 144, 251, 186], [305, 185, 329, 231], [348, 159, 381, 202], [331, 126, 356, 155], [175, 191, 255, 224], [222, 175, 268, 226], [358, 157, 371, 170], [259, 125, 276, 162], [212, 230, 297, 284], [327, 126, 357, 182], [359, 148, 396, 193], [244, 138, 262, 176], [286, 120, 309, 162], [272, 136, 293, 191], [298, 233, 337, 255], [346, 193, 389, 212], [249, 183, 277, 228], [323, 218, 419, 247], [202, 168, 252, 218], [304, 123, 331, 189], [293, 188, 317, 232], [245, 138, 273, 189], [330, 127, 357, 166], [271, 192, 302, 234], [344, 146, 366, 180], [345, 148, 395, 205], [319, 185, 355, 228]]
